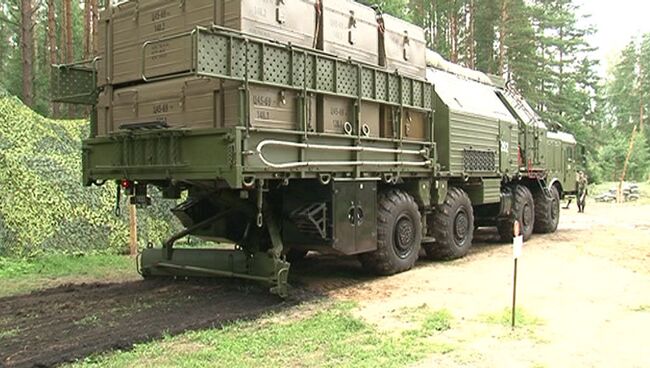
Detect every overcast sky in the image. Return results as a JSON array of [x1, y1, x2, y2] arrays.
[[578, 0, 650, 77]]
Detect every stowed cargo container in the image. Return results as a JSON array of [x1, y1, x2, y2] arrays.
[[53, 1, 580, 297], [97, 78, 316, 135], [98, 0, 317, 86], [379, 13, 427, 78], [319, 0, 378, 65]]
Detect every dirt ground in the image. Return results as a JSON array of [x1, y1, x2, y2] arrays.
[[297, 201, 650, 368], [0, 280, 290, 368], [1, 201, 648, 367]]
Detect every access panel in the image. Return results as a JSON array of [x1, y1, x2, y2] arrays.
[[331, 181, 378, 255]]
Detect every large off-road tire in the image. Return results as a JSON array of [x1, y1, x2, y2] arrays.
[[359, 189, 422, 275], [533, 185, 560, 234], [497, 185, 535, 242], [423, 187, 474, 260]]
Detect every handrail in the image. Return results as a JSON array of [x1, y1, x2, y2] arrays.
[[256, 139, 432, 169]]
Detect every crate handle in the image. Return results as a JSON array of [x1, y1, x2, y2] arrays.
[[276, 0, 286, 24], [141, 28, 198, 82], [402, 31, 411, 61], [348, 11, 357, 45]]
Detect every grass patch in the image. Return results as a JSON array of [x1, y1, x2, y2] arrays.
[[397, 304, 453, 332], [0, 327, 20, 339], [478, 307, 546, 342], [479, 307, 544, 327], [421, 310, 453, 333], [68, 303, 451, 368], [398, 305, 453, 339], [0, 254, 135, 297], [74, 314, 101, 327]]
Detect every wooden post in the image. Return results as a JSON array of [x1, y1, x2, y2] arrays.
[[129, 200, 138, 256], [618, 125, 638, 203], [511, 220, 522, 329]]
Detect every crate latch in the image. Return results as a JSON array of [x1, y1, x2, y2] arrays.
[[276, 0, 286, 24], [348, 11, 357, 45], [403, 31, 411, 61]]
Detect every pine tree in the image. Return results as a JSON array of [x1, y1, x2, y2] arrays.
[[474, 0, 498, 73], [20, 0, 34, 107], [465, 0, 476, 69], [607, 41, 639, 131], [637, 33, 650, 135], [48, 0, 59, 116], [63, 0, 73, 63]]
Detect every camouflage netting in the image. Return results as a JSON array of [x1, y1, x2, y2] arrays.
[[0, 90, 180, 257]]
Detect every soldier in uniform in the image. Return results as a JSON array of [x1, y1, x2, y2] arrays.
[[577, 171, 588, 213]]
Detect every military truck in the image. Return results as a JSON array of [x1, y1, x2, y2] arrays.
[[52, 0, 578, 296]]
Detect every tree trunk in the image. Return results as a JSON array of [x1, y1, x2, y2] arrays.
[[92, 0, 99, 55], [0, 16, 6, 81], [64, 0, 73, 63], [466, 0, 476, 69], [558, 24, 564, 97], [20, 0, 34, 107], [84, 0, 91, 59], [48, 0, 60, 117], [449, 1, 459, 63], [498, 0, 508, 75]]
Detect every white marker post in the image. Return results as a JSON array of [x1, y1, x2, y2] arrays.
[[511, 221, 523, 329]]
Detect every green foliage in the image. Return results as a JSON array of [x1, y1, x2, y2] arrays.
[[480, 307, 544, 328], [0, 0, 88, 117], [0, 94, 179, 257], [421, 309, 453, 332], [360, 0, 411, 20], [607, 41, 640, 131], [589, 130, 648, 183], [397, 304, 453, 333], [0, 254, 132, 279], [70, 303, 446, 368]]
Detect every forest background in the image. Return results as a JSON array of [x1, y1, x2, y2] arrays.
[[0, 0, 648, 257], [0, 0, 648, 184]]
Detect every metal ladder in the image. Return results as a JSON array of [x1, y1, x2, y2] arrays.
[[535, 177, 552, 199], [504, 86, 545, 167], [504, 87, 543, 128]]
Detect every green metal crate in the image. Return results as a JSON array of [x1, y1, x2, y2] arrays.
[[51, 61, 98, 105], [142, 26, 434, 112]]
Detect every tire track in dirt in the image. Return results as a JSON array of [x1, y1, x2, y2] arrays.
[[0, 279, 301, 368]]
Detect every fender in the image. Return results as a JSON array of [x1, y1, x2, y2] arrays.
[[547, 177, 564, 197]]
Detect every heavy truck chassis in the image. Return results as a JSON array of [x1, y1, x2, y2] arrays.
[[52, 1, 578, 297]]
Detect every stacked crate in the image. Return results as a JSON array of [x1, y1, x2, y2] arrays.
[[317, 0, 379, 136], [96, 0, 429, 140], [377, 13, 428, 140], [97, 0, 318, 135]]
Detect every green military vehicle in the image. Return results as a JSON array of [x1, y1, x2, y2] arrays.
[[52, 0, 578, 296]]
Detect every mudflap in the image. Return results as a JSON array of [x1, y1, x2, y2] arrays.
[[138, 248, 290, 297]]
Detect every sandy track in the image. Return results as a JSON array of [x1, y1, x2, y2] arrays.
[[1, 202, 648, 367], [296, 203, 650, 367]]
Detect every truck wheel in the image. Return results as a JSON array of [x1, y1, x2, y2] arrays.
[[497, 185, 535, 242], [533, 185, 560, 234], [359, 189, 422, 275], [423, 187, 474, 260]]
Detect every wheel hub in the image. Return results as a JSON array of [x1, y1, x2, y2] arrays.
[[551, 198, 559, 221], [394, 215, 415, 259], [453, 210, 469, 244]]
